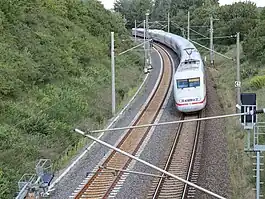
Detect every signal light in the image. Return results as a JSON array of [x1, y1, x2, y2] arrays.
[[241, 93, 256, 124]]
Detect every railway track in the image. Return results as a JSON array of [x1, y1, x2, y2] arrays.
[[71, 44, 173, 199], [147, 112, 202, 199]]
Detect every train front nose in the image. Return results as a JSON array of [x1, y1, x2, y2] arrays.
[[176, 97, 206, 112]]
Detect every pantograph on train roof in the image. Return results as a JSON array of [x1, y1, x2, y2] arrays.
[[178, 59, 201, 72]]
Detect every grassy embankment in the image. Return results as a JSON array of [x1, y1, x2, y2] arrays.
[[0, 1, 144, 198], [205, 44, 265, 198]]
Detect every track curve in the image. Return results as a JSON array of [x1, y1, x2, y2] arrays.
[[72, 44, 173, 199]]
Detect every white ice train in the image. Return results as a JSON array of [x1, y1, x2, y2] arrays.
[[132, 28, 206, 113]]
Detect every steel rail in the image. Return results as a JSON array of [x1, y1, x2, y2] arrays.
[[182, 112, 202, 198], [73, 44, 172, 199], [102, 44, 172, 198], [152, 114, 185, 198], [100, 166, 167, 178], [75, 128, 226, 199], [150, 113, 201, 199]]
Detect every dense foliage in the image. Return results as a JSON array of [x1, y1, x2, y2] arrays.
[[114, 0, 154, 28], [243, 19, 265, 67], [0, 0, 143, 198], [115, 0, 264, 53]]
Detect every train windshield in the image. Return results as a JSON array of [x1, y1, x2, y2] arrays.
[[177, 78, 200, 89], [177, 79, 189, 88]]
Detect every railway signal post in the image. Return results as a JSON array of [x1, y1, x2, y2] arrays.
[[187, 11, 190, 41], [111, 32, 116, 116], [146, 11, 153, 71], [168, 12, 170, 33], [210, 16, 214, 66], [240, 93, 265, 199], [135, 20, 137, 42], [236, 32, 241, 110]]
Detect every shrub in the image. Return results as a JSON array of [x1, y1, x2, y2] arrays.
[[241, 62, 259, 79], [249, 75, 265, 89]]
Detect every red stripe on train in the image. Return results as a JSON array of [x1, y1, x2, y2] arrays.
[[176, 96, 206, 106]]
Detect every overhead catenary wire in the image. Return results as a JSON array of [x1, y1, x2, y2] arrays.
[[99, 166, 167, 178], [75, 129, 226, 199], [88, 112, 248, 134], [150, 14, 235, 63], [190, 39, 234, 60], [148, 21, 166, 29], [118, 39, 152, 56], [190, 28, 209, 39], [192, 35, 237, 40]]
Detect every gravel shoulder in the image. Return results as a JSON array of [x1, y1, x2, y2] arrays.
[[196, 70, 230, 199], [50, 49, 162, 199]]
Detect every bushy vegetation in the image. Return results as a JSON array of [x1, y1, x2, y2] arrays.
[[0, 0, 143, 198], [249, 76, 265, 89]]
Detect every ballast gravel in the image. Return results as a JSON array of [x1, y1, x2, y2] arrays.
[[196, 72, 230, 199]]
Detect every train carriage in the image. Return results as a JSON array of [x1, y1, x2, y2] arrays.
[[132, 28, 206, 113]]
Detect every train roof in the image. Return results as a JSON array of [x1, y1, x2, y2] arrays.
[[133, 28, 204, 74], [179, 58, 200, 68]]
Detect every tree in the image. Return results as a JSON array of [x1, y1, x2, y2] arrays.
[[169, 0, 216, 16], [260, 7, 265, 20], [152, 0, 171, 21], [243, 20, 265, 65], [215, 2, 258, 44], [114, 0, 131, 17], [114, 0, 153, 28]]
